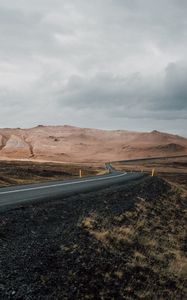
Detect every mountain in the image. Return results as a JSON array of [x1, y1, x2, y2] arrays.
[[0, 125, 187, 163]]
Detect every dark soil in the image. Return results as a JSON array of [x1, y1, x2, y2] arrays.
[[0, 161, 99, 187], [0, 177, 186, 299]]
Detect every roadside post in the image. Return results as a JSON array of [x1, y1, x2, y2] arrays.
[[151, 168, 155, 177], [79, 169, 82, 178]]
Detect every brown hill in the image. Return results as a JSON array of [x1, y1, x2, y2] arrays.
[[0, 125, 187, 163]]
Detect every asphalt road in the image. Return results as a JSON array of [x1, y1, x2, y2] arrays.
[[0, 170, 146, 211]]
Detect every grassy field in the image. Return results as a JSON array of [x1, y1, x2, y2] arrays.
[[0, 160, 104, 187]]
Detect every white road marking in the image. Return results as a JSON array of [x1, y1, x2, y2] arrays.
[[0, 173, 127, 195]]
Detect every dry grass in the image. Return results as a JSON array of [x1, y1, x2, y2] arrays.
[[81, 179, 187, 296], [0, 160, 102, 187], [169, 250, 187, 276], [113, 155, 187, 175]]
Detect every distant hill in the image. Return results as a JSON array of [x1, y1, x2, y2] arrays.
[[0, 125, 187, 163]]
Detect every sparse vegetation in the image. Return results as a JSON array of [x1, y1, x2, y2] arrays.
[[83, 181, 187, 299], [0, 160, 102, 187], [113, 155, 187, 175]]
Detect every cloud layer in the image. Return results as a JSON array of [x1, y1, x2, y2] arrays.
[[0, 0, 186, 135]]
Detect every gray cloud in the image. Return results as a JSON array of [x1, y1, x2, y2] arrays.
[[163, 63, 187, 110], [0, 0, 186, 135], [58, 62, 187, 115]]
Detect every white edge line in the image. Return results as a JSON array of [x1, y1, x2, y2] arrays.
[[0, 172, 127, 195]]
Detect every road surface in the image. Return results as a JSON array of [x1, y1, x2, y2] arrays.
[[0, 168, 146, 210]]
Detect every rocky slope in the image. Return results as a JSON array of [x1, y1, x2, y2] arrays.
[[0, 125, 187, 162]]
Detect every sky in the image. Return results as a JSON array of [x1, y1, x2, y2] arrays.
[[0, 0, 186, 136]]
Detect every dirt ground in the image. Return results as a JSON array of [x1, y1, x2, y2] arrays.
[[113, 156, 187, 188], [113, 155, 187, 174], [0, 160, 103, 187], [0, 175, 186, 299]]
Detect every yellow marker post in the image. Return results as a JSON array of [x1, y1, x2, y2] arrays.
[[151, 168, 155, 177], [79, 169, 82, 178]]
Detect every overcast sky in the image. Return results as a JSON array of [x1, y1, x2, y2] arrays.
[[0, 0, 186, 136]]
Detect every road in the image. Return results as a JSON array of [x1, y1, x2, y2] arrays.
[[0, 167, 146, 210]]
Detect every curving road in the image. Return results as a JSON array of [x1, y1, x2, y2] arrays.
[[0, 166, 146, 210]]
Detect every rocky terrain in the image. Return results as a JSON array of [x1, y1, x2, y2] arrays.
[[0, 125, 187, 163], [0, 176, 186, 299]]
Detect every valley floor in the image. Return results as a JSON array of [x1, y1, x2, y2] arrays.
[[0, 160, 100, 187]]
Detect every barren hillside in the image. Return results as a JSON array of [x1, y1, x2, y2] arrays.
[[0, 125, 187, 163]]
